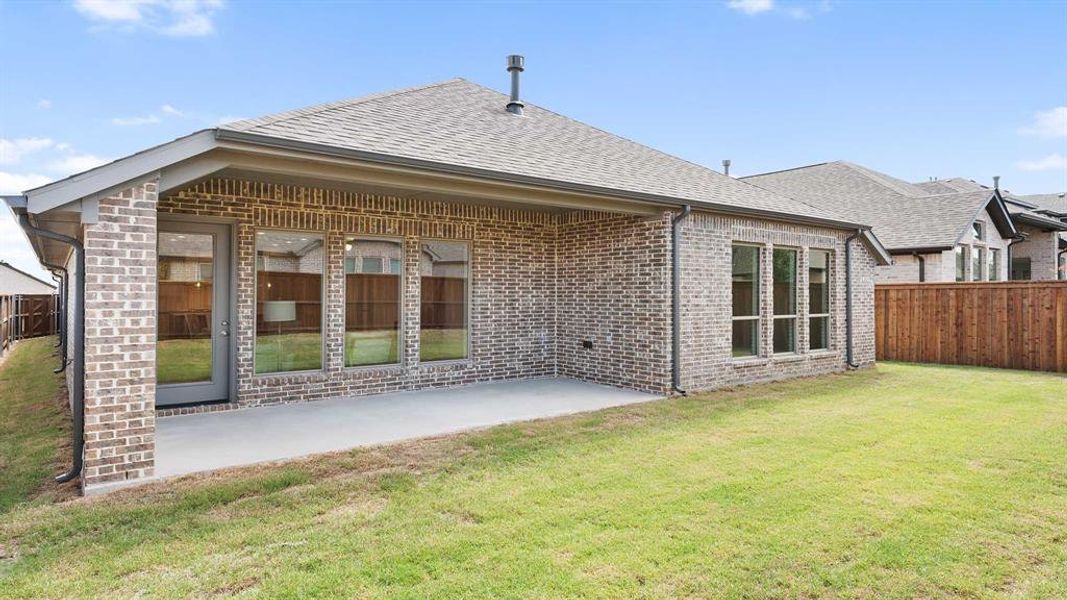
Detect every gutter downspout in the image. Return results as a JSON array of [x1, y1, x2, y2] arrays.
[[49, 267, 69, 373], [845, 231, 861, 369], [19, 215, 84, 484], [671, 205, 692, 394], [912, 252, 926, 283], [1006, 235, 1026, 280], [51, 272, 63, 347]]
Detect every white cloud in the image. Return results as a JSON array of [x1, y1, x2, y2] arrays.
[[74, 0, 147, 22], [0, 138, 54, 165], [727, 0, 829, 19], [73, 0, 224, 37], [1019, 106, 1067, 138], [37, 99, 52, 109], [47, 153, 111, 174], [160, 104, 186, 117], [0, 171, 53, 194], [1015, 153, 1067, 172], [112, 114, 161, 126], [727, 0, 775, 15]]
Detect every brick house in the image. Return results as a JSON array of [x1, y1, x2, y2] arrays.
[[744, 162, 1022, 283], [914, 179, 1067, 281], [4, 62, 890, 494]]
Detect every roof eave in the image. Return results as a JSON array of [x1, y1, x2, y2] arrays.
[[214, 129, 870, 230], [19, 125, 869, 231]]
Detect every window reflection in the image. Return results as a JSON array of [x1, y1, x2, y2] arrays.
[[256, 231, 323, 374]]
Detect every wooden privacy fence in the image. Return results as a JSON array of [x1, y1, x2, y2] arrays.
[[875, 281, 1067, 373], [0, 294, 58, 356]]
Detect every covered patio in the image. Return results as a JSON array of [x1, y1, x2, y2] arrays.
[[155, 378, 660, 479]]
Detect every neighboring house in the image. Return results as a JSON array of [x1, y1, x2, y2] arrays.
[[0, 260, 56, 295], [914, 178, 1067, 281], [3, 59, 889, 494], [1006, 192, 1066, 280], [743, 162, 1018, 283]]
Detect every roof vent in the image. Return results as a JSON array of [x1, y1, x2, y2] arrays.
[[506, 55, 525, 116], [993, 175, 1000, 191], [722, 159, 731, 176]]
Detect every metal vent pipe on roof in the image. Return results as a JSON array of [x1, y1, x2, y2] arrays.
[[722, 159, 731, 176], [506, 55, 525, 116]]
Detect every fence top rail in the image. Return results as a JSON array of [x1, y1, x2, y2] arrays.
[[876, 281, 1067, 290]]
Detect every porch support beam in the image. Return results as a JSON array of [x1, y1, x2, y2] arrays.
[[214, 148, 663, 216]]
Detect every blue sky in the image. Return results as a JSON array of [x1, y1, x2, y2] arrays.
[[1, 0, 1065, 279]]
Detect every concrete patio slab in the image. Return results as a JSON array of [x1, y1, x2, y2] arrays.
[[155, 378, 661, 479]]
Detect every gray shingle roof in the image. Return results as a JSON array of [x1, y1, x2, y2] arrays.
[[222, 79, 849, 226], [1018, 192, 1067, 216], [742, 161, 999, 250]]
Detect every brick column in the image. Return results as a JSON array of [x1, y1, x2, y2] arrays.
[[82, 179, 158, 492], [325, 231, 346, 372], [797, 247, 810, 353], [760, 242, 774, 357], [402, 236, 421, 370]]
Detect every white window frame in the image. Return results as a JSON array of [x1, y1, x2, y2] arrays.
[[972, 246, 984, 282], [988, 248, 1000, 282], [808, 249, 832, 352], [955, 246, 966, 282]]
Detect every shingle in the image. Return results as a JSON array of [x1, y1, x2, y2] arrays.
[[221, 79, 846, 225], [743, 162, 994, 250]]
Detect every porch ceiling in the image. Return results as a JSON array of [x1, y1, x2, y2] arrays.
[[155, 378, 660, 480], [160, 148, 666, 217]]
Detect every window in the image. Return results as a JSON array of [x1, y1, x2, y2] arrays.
[[971, 222, 984, 241], [1011, 257, 1031, 281], [420, 241, 469, 361], [972, 247, 984, 281], [772, 248, 798, 353], [731, 245, 761, 357], [345, 238, 402, 367], [808, 250, 830, 351], [1060, 254, 1066, 281], [955, 247, 966, 281], [255, 231, 324, 374], [988, 248, 1000, 281]]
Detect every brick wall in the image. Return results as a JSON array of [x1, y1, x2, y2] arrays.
[[81, 180, 158, 492], [159, 179, 559, 409], [678, 213, 877, 391], [556, 211, 673, 394], [71, 176, 880, 491], [1013, 224, 1060, 281]]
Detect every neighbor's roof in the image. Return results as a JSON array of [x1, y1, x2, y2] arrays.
[[913, 179, 1066, 231], [215, 79, 852, 226], [0, 259, 55, 292], [743, 161, 1015, 251], [1017, 192, 1067, 217]]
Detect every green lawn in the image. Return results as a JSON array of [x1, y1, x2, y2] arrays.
[[1, 361, 1065, 598], [0, 338, 72, 513]]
